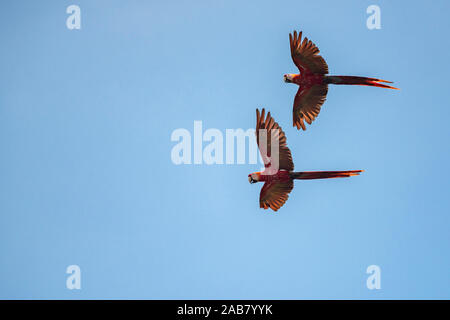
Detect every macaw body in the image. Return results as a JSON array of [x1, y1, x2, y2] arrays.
[[286, 73, 324, 87], [249, 170, 291, 183], [249, 108, 363, 211], [285, 31, 398, 131]]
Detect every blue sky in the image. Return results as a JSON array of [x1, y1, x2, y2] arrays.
[[1, 0, 449, 299]]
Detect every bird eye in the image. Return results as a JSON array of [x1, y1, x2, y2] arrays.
[[248, 176, 252, 183]]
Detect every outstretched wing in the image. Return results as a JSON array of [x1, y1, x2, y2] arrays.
[[256, 108, 294, 171], [260, 180, 294, 211], [293, 84, 328, 130], [289, 30, 328, 75]]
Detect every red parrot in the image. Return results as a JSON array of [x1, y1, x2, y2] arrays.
[[248, 108, 363, 211], [284, 31, 398, 131]]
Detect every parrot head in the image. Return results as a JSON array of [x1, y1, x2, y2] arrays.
[[283, 74, 295, 83], [248, 172, 260, 184]]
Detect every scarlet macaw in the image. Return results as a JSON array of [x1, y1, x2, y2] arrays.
[[284, 31, 398, 131], [249, 108, 363, 211]]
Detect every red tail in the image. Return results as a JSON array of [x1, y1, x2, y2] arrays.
[[326, 76, 398, 89], [291, 170, 363, 180]]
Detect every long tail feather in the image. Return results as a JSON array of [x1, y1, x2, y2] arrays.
[[291, 170, 363, 180], [326, 76, 398, 89]]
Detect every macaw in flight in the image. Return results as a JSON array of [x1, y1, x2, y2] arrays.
[[248, 108, 363, 211], [284, 31, 398, 131]]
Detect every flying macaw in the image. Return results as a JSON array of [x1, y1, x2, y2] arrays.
[[248, 108, 363, 211], [284, 31, 398, 131]]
